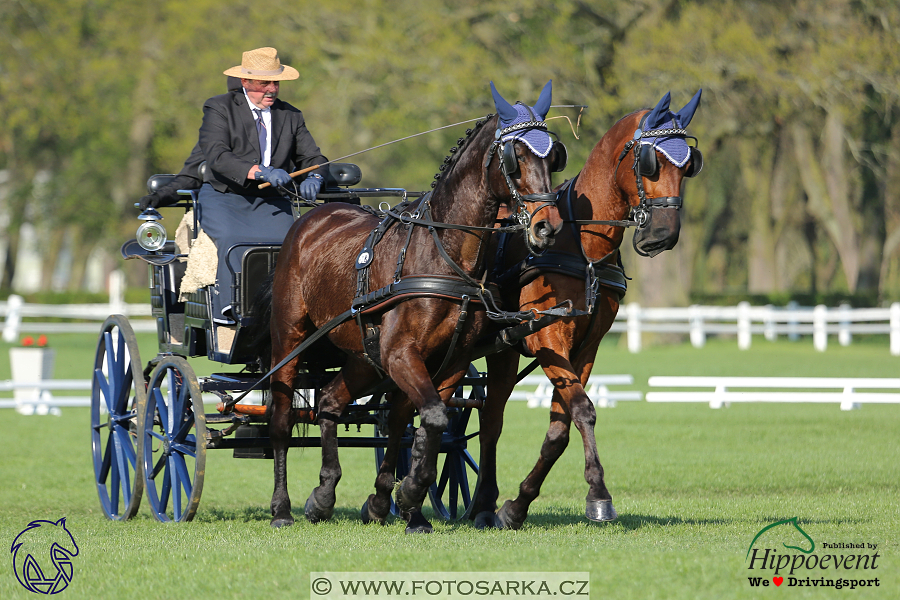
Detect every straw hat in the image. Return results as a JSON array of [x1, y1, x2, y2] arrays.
[[223, 47, 299, 81]]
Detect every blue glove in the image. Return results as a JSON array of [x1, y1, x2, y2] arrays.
[[299, 174, 323, 201], [255, 165, 293, 188]]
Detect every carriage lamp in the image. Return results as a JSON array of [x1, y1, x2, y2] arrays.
[[136, 209, 168, 252]]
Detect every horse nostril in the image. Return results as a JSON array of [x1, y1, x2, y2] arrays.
[[534, 221, 552, 239]]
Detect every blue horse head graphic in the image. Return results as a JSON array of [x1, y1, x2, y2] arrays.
[[11, 518, 80, 594]]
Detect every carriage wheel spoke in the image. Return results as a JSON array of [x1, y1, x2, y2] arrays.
[[173, 412, 195, 443], [152, 389, 169, 430], [171, 442, 197, 459], [94, 367, 113, 414], [462, 449, 479, 473], [168, 456, 183, 518], [158, 459, 172, 512], [99, 431, 113, 483], [150, 453, 166, 481], [112, 425, 133, 506]]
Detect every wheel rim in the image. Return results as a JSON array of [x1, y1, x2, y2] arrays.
[[90, 315, 146, 521], [140, 356, 206, 522]]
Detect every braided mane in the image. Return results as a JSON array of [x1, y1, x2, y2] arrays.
[[430, 114, 494, 189]]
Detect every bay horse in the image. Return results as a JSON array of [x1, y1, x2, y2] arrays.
[[469, 90, 703, 529], [264, 82, 565, 531]]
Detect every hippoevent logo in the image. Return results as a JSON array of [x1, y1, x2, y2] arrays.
[[745, 517, 881, 590], [10, 518, 79, 594]]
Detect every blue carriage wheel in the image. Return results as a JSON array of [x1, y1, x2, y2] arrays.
[[90, 315, 147, 521], [139, 356, 207, 523], [428, 363, 482, 520]]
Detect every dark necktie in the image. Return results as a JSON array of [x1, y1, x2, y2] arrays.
[[253, 109, 266, 163]]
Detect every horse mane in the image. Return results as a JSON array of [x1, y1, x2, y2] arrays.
[[430, 114, 495, 189]]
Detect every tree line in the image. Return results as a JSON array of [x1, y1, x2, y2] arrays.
[[1, 0, 898, 306]]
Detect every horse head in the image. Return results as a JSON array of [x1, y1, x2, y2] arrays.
[[614, 89, 703, 257], [488, 80, 564, 254]]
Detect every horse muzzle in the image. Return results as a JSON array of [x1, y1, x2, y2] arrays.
[[632, 206, 681, 257]]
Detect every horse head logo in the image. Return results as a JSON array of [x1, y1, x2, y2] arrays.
[[746, 517, 815, 560], [11, 518, 79, 594]]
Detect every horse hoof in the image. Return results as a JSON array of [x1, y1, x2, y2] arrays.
[[474, 511, 503, 530], [304, 493, 333, 524], [586, 499, 618, 522], [496, 500, 524, 530], [360, 499, 386, 525], [270, 516, 294, 528], [404, 510, 433, 534]]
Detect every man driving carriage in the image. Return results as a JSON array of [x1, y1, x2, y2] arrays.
[[196, 46, 330, 324]]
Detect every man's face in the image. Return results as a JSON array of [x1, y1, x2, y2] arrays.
[[242, 78, 279, 109]]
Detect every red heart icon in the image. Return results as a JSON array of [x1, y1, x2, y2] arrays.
[[773, 577, 783, 586]]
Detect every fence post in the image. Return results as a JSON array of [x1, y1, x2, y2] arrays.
[[626, 302, 642, 353], [763, 304, 776, 341], [2, 294, 23, 342], [891, 302, 900, 357], [689, 304, 705, 348], [838, 303, 852, 347], [786, 300, 800, 341], [109, 270, 125, 315], [737, 301, 751, 350], [813, 304, 828, 351]]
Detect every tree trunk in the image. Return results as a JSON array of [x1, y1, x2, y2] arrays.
[[739, 137, 776, 292], [791, 116, 860, 291]]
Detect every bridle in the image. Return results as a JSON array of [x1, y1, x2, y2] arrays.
[[485, 105, 564, 256], [613, 114, 702, 227]]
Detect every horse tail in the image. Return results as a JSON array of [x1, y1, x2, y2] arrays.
[[247, 269, 275, 371]]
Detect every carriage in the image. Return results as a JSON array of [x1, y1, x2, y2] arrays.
[[91, 163, 493, 523]]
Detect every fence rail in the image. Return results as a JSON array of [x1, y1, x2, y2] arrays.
[[2, 295, 899, 354], [646, 376, 900, 410]]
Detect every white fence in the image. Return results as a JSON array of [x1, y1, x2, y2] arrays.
[[1, 296, 899, 354], [1, 293, 154, 341], [646, 376, 900, 411], [611, 301, 900, 355], [510, 375, 641, 408]]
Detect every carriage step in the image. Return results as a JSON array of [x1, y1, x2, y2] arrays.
[[232, 425, 274, 459]]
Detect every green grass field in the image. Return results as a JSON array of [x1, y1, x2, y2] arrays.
[[1, 334, 898, 599]]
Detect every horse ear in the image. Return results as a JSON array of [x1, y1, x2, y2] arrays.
[[533, 80, 552, 119], [674, 89, 702, 128], [644, 91, 672, 130], [56, 517, 67, 526], [490, 81, 518, 123]]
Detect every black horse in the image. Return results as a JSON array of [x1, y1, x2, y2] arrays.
[[258, 82, 566, 532]]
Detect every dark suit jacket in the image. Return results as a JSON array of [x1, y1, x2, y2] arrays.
[[199, 90, 328, 197]]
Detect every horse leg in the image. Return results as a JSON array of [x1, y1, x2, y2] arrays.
[[304, 360, 373, 523], [362, 392, 416, 525], [568, 343, 617, 522], [494, 328, 582, 529], [269, 323, 306, 528], [389, 357, 460, 534], [466, 349, 518, 529]]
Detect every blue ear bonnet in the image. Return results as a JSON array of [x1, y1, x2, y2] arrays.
[[640, 118, 691, 168], [491, 80, 554, 158], [638, 89, 702, 168]]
